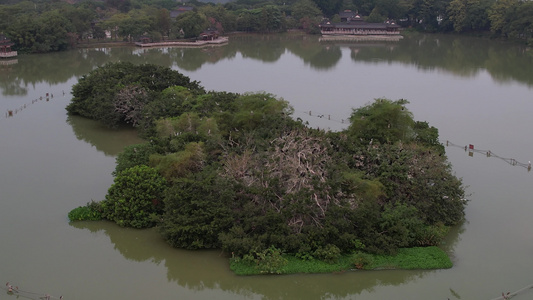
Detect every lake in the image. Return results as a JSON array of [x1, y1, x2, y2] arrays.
[[1, 33, 532, 300]]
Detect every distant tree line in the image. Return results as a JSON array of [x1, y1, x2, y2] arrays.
[[1, 0, 532, 53], [67, 62, 467, 259]]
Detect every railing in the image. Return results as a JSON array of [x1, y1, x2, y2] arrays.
[[445, 140, 531, 172], [321, 29, 400, 35], [0, 51, 17, 58], [292, 111, 532, 173]]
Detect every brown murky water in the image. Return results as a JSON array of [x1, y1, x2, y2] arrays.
[[1, 34, 532, 300]]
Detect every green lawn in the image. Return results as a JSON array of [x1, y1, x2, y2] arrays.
[[230, 246, 452, 275]]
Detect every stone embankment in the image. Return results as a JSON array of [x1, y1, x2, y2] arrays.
[[135, 37, 229, 47]]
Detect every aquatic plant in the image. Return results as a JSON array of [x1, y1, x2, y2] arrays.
[[68, 201, 102, 221]]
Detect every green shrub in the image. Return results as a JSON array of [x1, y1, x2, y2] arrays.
[[160, 172, 234, 249], [68, 201, 103, 221], [113, 143, 157, 176], [313, 244, 341, 263], [243, 246, 288, 274], [353, 252, 374, 269], [101, 165, 167, 228], [149, 142, 205, 180], [415, 223, 450, 246]]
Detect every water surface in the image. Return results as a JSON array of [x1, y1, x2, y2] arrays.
[[1, 33, 532, 300]]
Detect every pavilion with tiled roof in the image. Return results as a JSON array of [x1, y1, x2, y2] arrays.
[[0, 34, 17, 58], [319, 11, 400, 36]]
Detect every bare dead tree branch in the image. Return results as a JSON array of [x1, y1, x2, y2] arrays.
[[114, 85, 149, 126]]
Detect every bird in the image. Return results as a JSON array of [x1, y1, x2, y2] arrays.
[[502, 292, 510, 300]]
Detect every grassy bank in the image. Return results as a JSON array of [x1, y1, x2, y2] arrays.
[[230, 246, 452, 276]]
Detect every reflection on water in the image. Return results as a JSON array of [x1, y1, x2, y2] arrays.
[[70, 220, 441, 299], [1, 34, 532, 97], [2, 34, 533, 300], [66, 115, 144, 157], [441, 220, 467, 264]]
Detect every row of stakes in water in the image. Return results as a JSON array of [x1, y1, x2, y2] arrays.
[[5, 93, 54, 118], [5, 282, 63, 300]]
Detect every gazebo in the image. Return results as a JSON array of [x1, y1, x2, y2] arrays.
[[199, 29, 219, 41], [0, 34, 17, 58]]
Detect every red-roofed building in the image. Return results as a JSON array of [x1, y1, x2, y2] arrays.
[[0, 35, 17, 58]]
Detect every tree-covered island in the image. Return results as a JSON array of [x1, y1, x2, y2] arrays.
[[67, 62, 466, 275]]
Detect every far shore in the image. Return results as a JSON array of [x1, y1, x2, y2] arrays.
[[71, 31, 317, 49], [135, 36, 229, 48], [73, 30, 410, 49]]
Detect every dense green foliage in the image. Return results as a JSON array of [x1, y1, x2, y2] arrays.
[[159, 170, 235, 249], [113, 143, 158, 175], [230, 246, 452, 275], [68, 201, 103, 221], [1, 0, 532, 54], [66, 62, 204, 129], [67, 63, 466, 264], [101, 165, 167, 228]]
